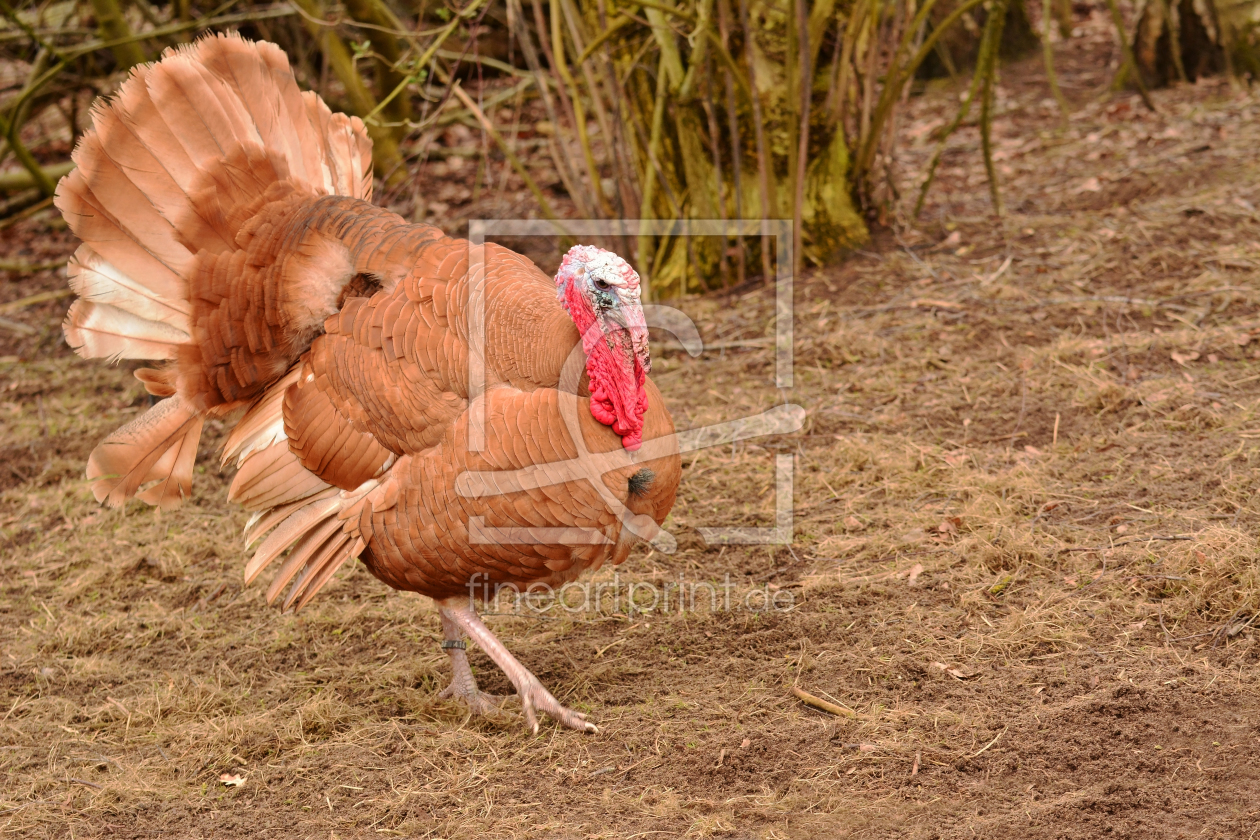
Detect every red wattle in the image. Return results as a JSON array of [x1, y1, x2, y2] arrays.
[[563, 279, 647, 450]]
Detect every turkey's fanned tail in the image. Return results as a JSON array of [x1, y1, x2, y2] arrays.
[[57, 33, 373, 510]]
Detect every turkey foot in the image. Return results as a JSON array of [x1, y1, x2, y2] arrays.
[[436, 607, 507, 717], [436, 597, 598, 734]]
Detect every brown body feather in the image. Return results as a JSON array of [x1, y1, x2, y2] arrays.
[[59, 33, 679, 609]]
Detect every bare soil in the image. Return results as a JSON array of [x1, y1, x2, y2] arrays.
[[3, 7, 1260, 839]]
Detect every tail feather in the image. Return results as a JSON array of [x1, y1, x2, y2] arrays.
[[222, 366, 301, 466], [245, 495, 342, 584], [240, 479, 374, 611], [264, 515, 343, 602], [244, 488, 339, 549], [63, 299, 189, 361], [67, 246, 191, 329], [56, 173, 189, 301], [72, 135, 194, 273], [287, 535, 363, 612], [135, 414, 204, 508], [60, 33, 373, 511], [86, 396, 203, 510]]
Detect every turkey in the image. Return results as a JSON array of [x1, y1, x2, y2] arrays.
[[56, 33, 680, 733]]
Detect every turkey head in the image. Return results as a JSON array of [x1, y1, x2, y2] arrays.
[[555, 245, 651, 451]]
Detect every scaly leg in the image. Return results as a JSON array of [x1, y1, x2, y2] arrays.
[[436, 605, 507, 717], [435, 596, 597, 734]]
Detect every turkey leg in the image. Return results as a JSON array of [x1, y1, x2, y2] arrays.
[[435, 597, 598, 734], [436, 606, 507, 717]]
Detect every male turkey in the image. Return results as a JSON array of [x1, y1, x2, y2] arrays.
[[57, 33, 680, 733]]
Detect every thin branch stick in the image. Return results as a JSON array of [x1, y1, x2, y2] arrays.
[[792, 0, 811, 278], [736, 0, 775, 283], [912, 66, 984, 218], [853, 0, 986, 191], [1055, 535, 1193, 553], [638, 52, 672, 301], [513, 0, 591, 217], [0, 195, 54, 230], [791, 685, 856, 717], [701, 52, 729, 285], [630, 0, 697, 22], [1103, 0, 1157, 111], [291, 0, 406, 183], [715, 0, 745, 285], [576, 12, 632, 64], [551, 0, 611, 214], [0, 289, 73, 314], [1042, 0, 1071, 122], [362, 2, 475, 125], [0, 114, 59, 196], [89, 0, 146, 69], [978, 0, 1008, 217], [449, 83, 563, 228]]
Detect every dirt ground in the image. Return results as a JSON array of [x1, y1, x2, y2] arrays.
[[4, 7, 1260, 839]]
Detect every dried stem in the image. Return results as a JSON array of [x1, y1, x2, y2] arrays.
[[1042, 0, 1071, 122]]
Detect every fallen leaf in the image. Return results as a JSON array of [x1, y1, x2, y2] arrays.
[[937, 517, 962, 534], [1170, 350, 1200, 365], [907, 563, 925, 586], [930, 661, 978, 679], [219, 773, 246, 787], [843, 515, 865, 531], [1077, 177, 1102, 193]]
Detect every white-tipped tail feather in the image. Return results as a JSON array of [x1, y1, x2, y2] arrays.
[[86, 395, 204, 510], [63, 299, 190, 361], [67, 247, 190, 330]]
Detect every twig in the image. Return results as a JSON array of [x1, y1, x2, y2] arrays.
[[0, 316, 36, 335], [68, 778, 102, 790], [0, 195, 55, 229], [791, 685, 856, 717], [0, 260, 64, 273], [1041, 0, 1070, 122], [1103, 0, 1156, 112], [977, 0, 1008, 217], [449, 83, 562, 227], [1056, 535, 1193, 553], [970, 726, 1006, 757], [0, 289, 72, 315], [736, 0, 775, 283]]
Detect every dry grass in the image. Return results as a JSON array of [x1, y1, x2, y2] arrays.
[[4, 11, 1260, 839]]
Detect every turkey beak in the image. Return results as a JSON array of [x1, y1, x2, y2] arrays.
[[599, 293, 650, 375]]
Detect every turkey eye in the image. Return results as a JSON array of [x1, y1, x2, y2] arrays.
[[593, 276, 610, 290]]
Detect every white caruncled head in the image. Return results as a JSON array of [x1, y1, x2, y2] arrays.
[[554, 245, 650, 450]]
